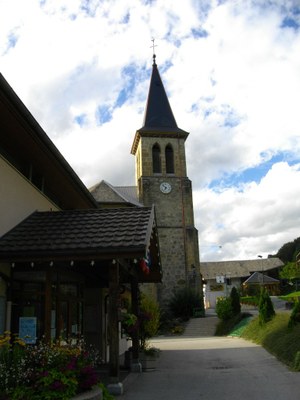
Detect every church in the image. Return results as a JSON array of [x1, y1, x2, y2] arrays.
[[91, 54, 202, 306]]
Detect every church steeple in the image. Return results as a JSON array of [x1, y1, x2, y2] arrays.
[[141, 59, 179, 132], [130, 51, 202, 308], [131, 57, 188, 155]]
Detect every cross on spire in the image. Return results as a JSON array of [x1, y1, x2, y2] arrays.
[[150, 38, 157, 65]]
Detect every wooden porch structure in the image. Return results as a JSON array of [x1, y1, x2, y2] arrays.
[[0, 207, 162, 394]]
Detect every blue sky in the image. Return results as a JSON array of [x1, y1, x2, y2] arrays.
[[1, 0, 300, 261]]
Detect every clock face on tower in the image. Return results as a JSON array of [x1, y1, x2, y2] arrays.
[[160, 182, 172, 194]]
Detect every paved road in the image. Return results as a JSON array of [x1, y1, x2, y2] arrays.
[[120, 335, 300, 400]]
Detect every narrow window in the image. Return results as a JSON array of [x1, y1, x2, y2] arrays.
[[152, 144, 161, 173], [165, 144, 174, 173]]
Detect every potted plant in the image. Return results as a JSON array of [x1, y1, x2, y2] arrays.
[[121, 294, 161, 370], [138, 295, 161, 370]]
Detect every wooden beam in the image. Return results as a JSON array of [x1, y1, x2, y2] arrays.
[[44, 269, 52, 343], [130, 277, 141, 365], [108, 260, 120, 382]]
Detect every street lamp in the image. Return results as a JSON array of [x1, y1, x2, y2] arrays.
[[257, 255, 263, 285]]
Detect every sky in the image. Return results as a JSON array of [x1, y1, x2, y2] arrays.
[[1, 0, 300, 262]]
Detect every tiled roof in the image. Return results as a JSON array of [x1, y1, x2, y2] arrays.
[[0, 207, 156, 261], [114, 186, 142, 207], [90, 180, 142, 207], [200, 258, 283, 280], [243, 271, 279, 285]]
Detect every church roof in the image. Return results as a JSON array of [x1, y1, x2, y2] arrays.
[[90, 180, 142, 207], [132, 58, 188, 154]]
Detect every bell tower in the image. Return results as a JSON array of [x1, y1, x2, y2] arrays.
[[131, 54, 202, 306]]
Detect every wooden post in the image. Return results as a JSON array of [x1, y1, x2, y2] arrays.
[[44, 269, 52, 343], [108, 261, 120, 382], [130, 277, 142, 372]]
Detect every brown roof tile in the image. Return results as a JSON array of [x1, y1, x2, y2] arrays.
[[0, 207, 156, 261]]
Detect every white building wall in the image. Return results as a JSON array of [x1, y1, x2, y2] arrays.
[[0, 155, 59, 333], [0, 155, 59, 237], [204, 278, 242, 308]]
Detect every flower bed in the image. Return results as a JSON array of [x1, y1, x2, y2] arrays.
[[0, 331, 106, 400]]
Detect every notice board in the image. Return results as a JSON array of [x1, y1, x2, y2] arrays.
[[19, 317, 37, 344]]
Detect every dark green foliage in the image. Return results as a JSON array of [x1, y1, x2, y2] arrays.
[[230, 287, 241, 315], [258, 287, 275, 325], [279, 262, 300, 281], [275, 237, 300, 263], [98, 383, 115, 400], [139, 294, 160, 349], [215, 297, 233, 321], [168, 288, 204, 321], [288, 300, 300, 329]]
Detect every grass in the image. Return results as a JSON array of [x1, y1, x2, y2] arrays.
[[279, 291, 300, 301], [241, 312, 300, 370], [240, 296, 259, 306], [228, 316, 253, 337], [215, 313, 252, 336]]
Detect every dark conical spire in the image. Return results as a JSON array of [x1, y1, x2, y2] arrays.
[[131, 56, 189, 155], [141, 59, 179, 131]]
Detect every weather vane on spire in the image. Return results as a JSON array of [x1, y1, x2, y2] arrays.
[[150, 38, 157, 65]]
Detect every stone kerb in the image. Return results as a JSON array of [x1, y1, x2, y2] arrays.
[[71, 386, 102, 400]]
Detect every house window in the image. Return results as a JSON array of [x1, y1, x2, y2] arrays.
[[152, 144, 161, 173], [165, 144, 174, 174], [11, 270, 83, 343]]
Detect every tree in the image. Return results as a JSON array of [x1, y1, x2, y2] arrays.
[[276, 237, 300, 263], [230, 287, 241, 316], [258, 287, 275, 325], [288, 301, 300, 329], [279, 262, 300, 282]]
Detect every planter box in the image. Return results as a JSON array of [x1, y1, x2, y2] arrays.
[[124, 350, 158, 370], [139, 351, 158, 370], [71, 386, 102, 400]]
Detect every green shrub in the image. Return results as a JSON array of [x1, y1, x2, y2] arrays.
[[288, 300, 300, 329], [139, 294, 160, 349], [168, 288, 204, 320], [230, 287, 241, 315], [258, 288, 275, 325], [215, 297, 233, 321], [98, 383, 115, 400], [294, 351, 300, 371], [158, 309, 185, 335], [0, 332, 101, 399]]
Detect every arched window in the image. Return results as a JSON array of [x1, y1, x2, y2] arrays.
[[165, 144, 174, 174], [152, 144, 161, 173]]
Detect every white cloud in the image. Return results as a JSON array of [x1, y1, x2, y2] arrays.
[[196, 162, 300, 261]]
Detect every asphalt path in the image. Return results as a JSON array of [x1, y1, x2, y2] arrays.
[[120, 336, 300, 400]]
